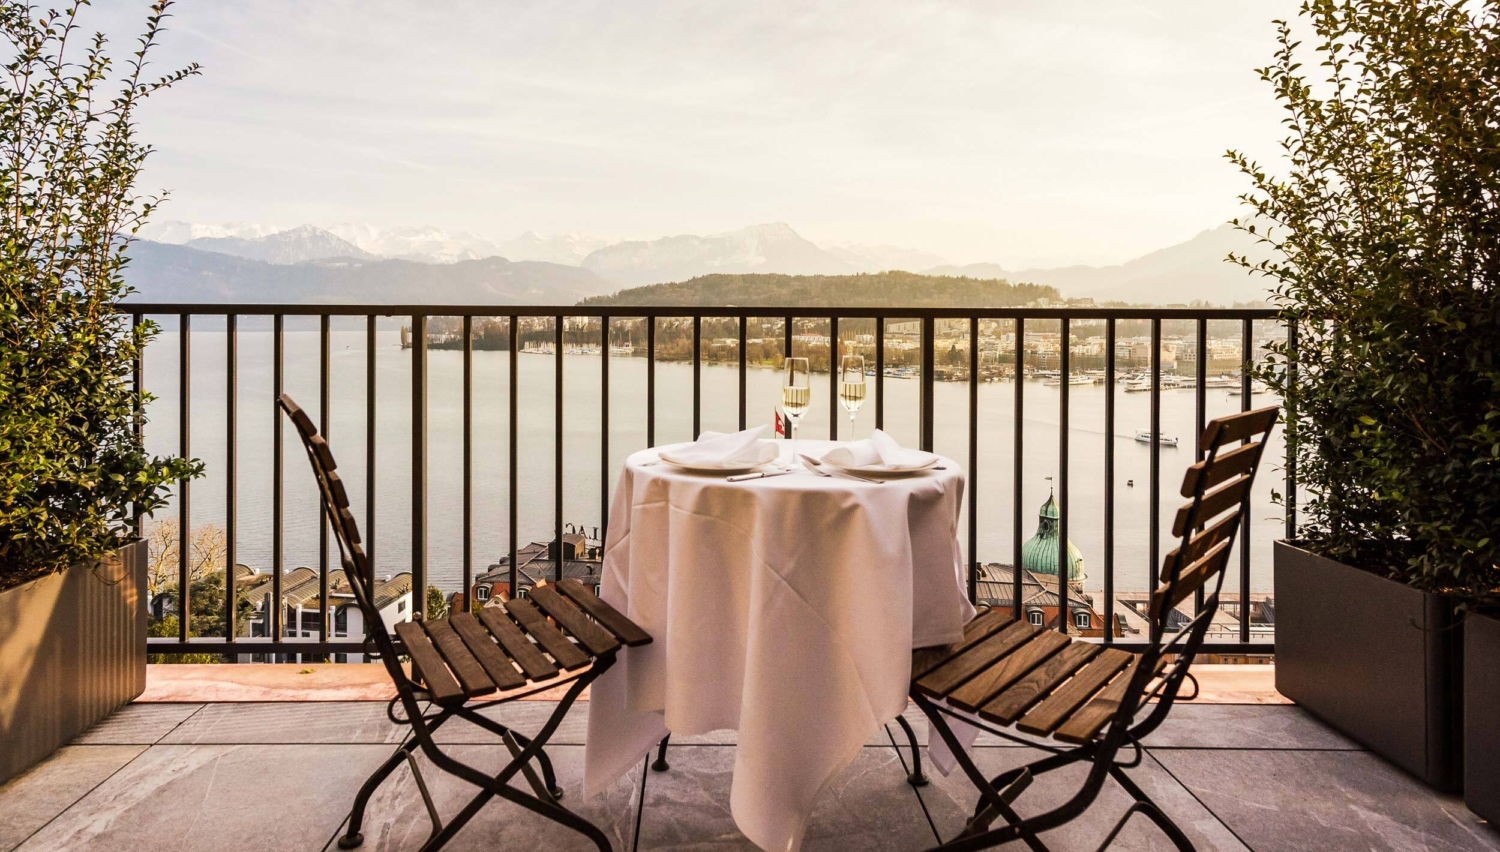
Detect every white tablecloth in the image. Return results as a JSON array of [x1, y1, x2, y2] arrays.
[[584, 440, 975, 852]]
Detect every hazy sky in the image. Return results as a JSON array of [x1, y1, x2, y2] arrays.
[[95, 1, 1298, 267]]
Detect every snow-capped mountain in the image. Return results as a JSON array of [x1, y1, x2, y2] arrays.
[[824, 242, 951, 274], [581, 222, 853, 287], [324, 223, 509, 263], [495, 231, 611, 266], [138, 220, 284, 244], [185, 225, 372, 264]]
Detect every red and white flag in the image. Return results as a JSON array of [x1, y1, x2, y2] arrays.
[[774, 409, 786, 438]]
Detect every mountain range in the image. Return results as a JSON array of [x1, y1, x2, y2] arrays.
[[127, 220, 1274, 306]]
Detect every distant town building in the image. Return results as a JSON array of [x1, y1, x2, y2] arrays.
[[470, 532, 603, 605]]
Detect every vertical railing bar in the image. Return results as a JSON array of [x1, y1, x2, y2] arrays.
[[365, 315, 376, 590], [1240, 318, 1253, 644], [692, 315, 702, 439], [1058, 317, 1070, 634], [411, 314, 427, 619], [177, 314, 190, 644], [319, 314, 331, 645], [967, 317, 979, 604], [225, 314, 237, 643], [131, 312, 144, 532], [920, 316, 935, 452], [875, 318, 885, 430], [646, 317, 656, 449], [601, 316, 611, 541], [738, 316, 747, 431], [1285, 322, 1298, 540], [273, 314, 284, 643], [463, 315, 473, 610], [1103, 318, 1116, 645], [554, 315, 564, 584], [1149, 318, 1162, 643], [1193, 317, 1207, 615], [783, 315, 792, 368], [508, 315, 518, 599], [829, 316, 839, 440], [1012, 317, 1025, 620]]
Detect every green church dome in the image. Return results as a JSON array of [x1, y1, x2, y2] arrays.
[[1021, 493, 1084, 581]]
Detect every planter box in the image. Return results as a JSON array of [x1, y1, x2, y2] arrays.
[[1466, 610, 1500, 821], [0, 542, 147, 785], [1275, 541, 1463, 791]]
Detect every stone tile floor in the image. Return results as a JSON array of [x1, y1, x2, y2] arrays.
[[1, 701, 1495, 851]]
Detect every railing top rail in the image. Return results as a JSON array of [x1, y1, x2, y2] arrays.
[[116, 303, 1277, 320]]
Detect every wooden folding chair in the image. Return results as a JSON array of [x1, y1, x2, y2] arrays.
[[907, 405, 1279, 851], [279, 394, 651, 852]]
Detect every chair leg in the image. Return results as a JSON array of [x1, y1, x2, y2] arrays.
[[339, 739, 417, 849], [915, 693, 1049, 852], [452, 705, 564, 799], [652, 735, 671, 772], [1098, 766, 1195, 852], [893, 713, 929, 787], [416, 663, 615, 851]]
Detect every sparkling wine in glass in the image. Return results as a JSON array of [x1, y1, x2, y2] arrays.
[[781, 357, 811, 440], [838, 355, 867, 434]]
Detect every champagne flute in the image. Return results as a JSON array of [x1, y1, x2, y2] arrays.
[[838, 355, 866, 435], [781, 357, 811, 441]]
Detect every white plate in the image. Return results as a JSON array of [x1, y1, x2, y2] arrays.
[[818, 453, 941, 477], [657, 456, 778, 475]]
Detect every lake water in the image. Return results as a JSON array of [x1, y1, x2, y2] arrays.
[[140, 326, 1285, 600]]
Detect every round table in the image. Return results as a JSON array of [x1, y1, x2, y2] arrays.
[[583, 439, 974, 852]]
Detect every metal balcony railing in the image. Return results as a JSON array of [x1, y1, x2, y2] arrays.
[[119, 303, 1287, 658]]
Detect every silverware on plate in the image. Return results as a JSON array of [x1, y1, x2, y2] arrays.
[[797, 453, 885, 484], [726, 469, 795, 482]]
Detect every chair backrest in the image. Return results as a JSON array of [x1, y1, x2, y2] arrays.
[[277, 393, 405, 674], [1100, 405, 1279, 745]]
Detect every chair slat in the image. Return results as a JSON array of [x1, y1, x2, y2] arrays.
[[911, 608, 1014, 680], [449, 612, 527, 690], [1171, 474, 1250, 537], [947, 629, 1070, 713], [1054, 655, 1169, 744], [980, 641, 1100, 726], [1199, 405, 1278, 452], [1152, 539, 1233, 617], [555, 579, 652, 647], [395, 621, 465, 705], [1016, 648, 1131, 736], [325, 470, 352, 508], [308, 435, 339, 474], [1180, 441, 1262, 497], [1163, 512, 1240, 581], [478, 606, 560, 681], [915, 620, 1037, 698], [505, 598, 591, 670], [529, 585, 621, 656], [423, 619, 496, 698]]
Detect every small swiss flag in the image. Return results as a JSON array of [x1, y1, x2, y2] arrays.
[[774, 409, 786, 438]]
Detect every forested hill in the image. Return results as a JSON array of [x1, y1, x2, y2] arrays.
[[579, 271, 1060, 308]]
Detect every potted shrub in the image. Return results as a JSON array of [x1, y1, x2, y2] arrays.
[[0, 1, 199, 784], [1230, 0, 1500, 799]]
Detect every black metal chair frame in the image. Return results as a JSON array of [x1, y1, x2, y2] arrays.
[[910, 406, 1279, 852], [278, 394, 621, 852]]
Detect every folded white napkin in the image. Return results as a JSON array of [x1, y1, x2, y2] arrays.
[[657, 426, 778, 467], [820, 429, 932, 469]]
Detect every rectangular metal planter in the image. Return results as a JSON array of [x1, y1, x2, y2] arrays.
[[1466, 610, 1500, 820], [0, 542, 147, 785], [1275, 541, 1463, 790]]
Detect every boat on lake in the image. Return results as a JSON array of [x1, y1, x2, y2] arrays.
[[1135, 429, 1179, 447]]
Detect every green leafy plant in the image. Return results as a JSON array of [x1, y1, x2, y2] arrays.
[[0, 1, 201, 592], [1230, 0, 1500, 598]]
